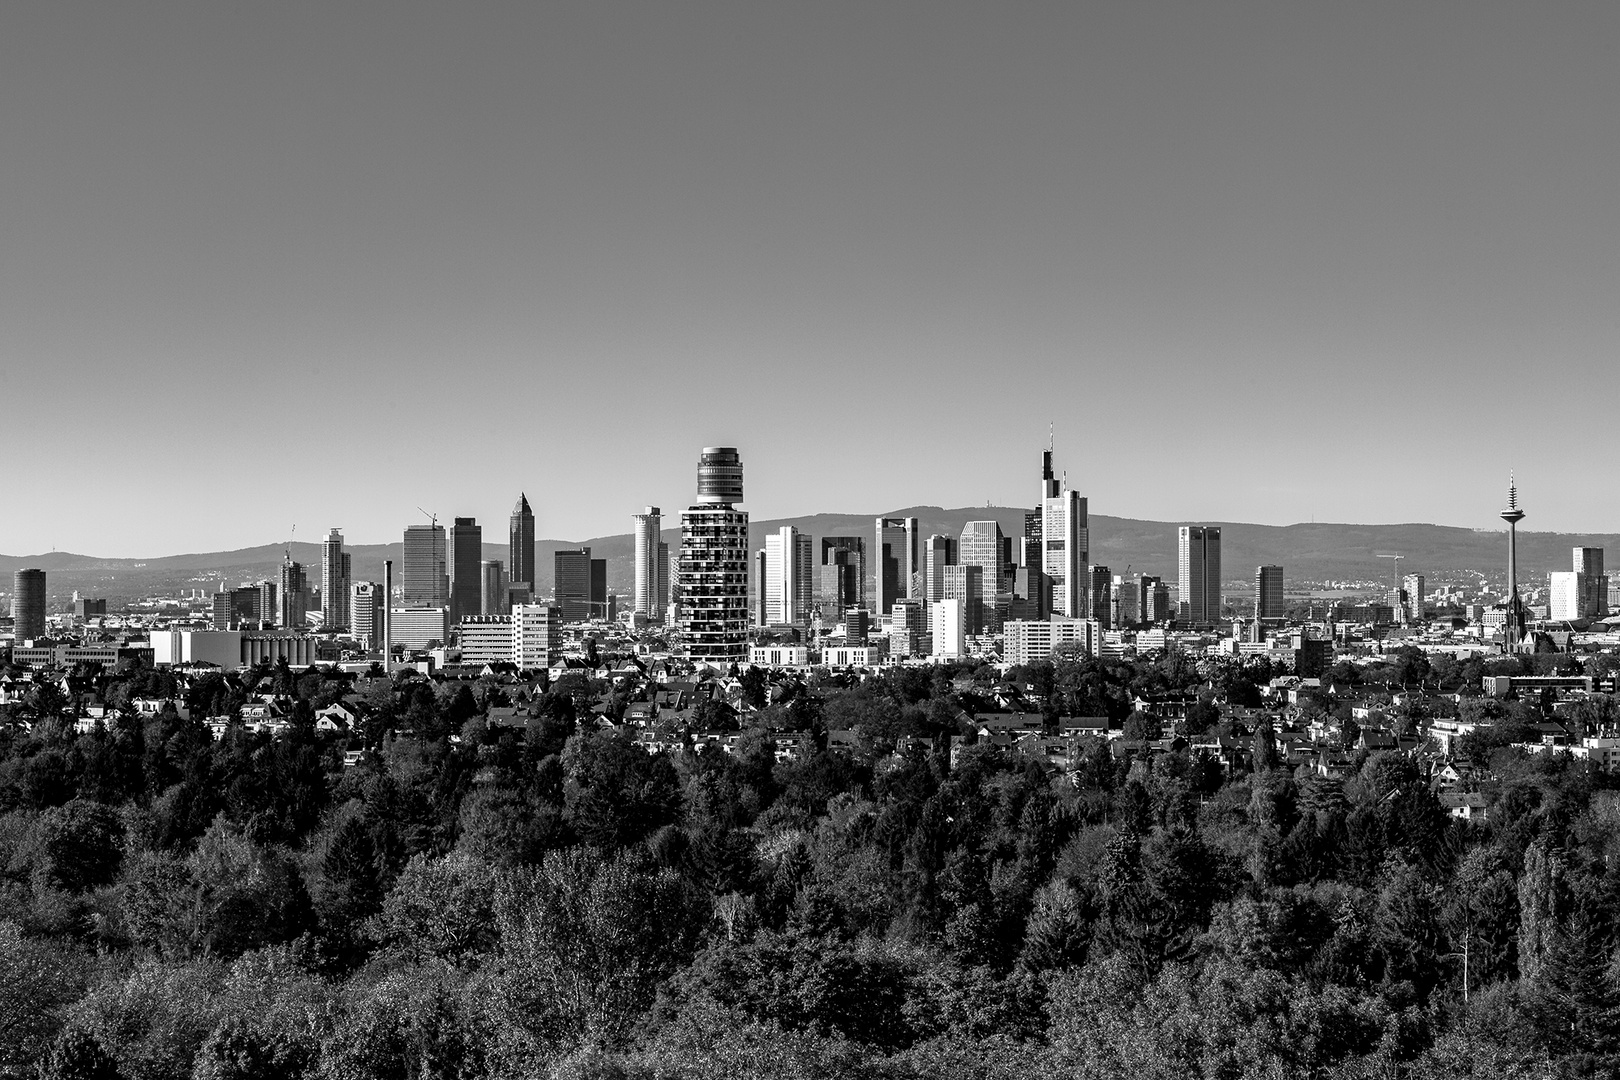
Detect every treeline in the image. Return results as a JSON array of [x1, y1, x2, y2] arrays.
[[2, 652, 1619, 1078]]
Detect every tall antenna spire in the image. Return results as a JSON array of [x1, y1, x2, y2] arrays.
[[1048, 422, 1053, 452]]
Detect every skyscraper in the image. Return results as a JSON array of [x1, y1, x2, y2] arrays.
[[448, 517, 482, 624], [1403, 573, 1425, 624], [819, 537, 866, 614], [1140, 575, 1170, 624], [633, 507, 669, 622], [553, 548, 593, 622], [1089, 565, 1112, 630], [510, 494, 536, 596], [680, 447, 750, 664], [402, 523, 448, 607], [1574, 547, 1608, 618], [1255, 565, 1284, 621], [351, 581, 385, 651], [321, 529, 352, 630], [481, 560, 506, 616], [942, 563, 984, 635], [1040, 446, 1089, 619], [1178, 526, 1222, 626], [280, 560, 310, 629], [12, 569, 46, 641], [760, 526, 814, 626], [876, 516, 918, 617], [959, 520, 1008, 631]]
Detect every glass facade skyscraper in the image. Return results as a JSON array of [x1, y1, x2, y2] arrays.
[[681, 448, 750, 664]]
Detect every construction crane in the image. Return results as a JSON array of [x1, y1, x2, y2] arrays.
[[284, 524, 296, 564], [417, 507, 437, 529], [1376, 553, 1405, 624]]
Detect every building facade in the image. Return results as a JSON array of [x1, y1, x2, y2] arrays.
[[279, 560, 310, 629], [680, 448, 751, 665], [351, 581, 385, 651], [1255, 565, 1284, 621], [402, 524, 448, 607], [876, 517, 919, 618], [512, 604, 563, 669], [553, 548, 593, 622], [1178, 526, 1222, 626], [818, 536, 866, 615], [760, 525, 814, 626], [510, 494, 536, 597], [481, 560, 506, 616], [448, 517, 482, 626], [633, 507, 669, 622]]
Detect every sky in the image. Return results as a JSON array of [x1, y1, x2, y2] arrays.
[[2, 1, 1617, 556]]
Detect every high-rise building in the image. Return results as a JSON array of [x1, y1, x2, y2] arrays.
[[1549, 571, 1583, 622], [1111, 573, 1139, 627], [1039, 446, 1089, 619], [959, 521, 1007, 631], [553, 548, 593, 622], [680, 447, 750, 664], [590, 558, 608, 620], [844, 607, 870, 646], [11, 569, 47, 641], [819, 537, 867, 615], [1178, 526, 1222, 626], [1574, 547, 1609, 618], [510, 494, 536, 598], [931, 598, 966, 658], [876, 517, 918, 617], [481, 560, 506, 616], [633, 507, 669, 621], [1403, 573, 1425, 624], [448, 518, 482, 625], [321, 529, 352, 630], [942, 563, 984, 635], [255, 581, 277, 628], [1140, 575, 1170, 624], [1255, 565, 1285, 621], [760, 526, 814, 626], [351, 581, 385, 651], [279, 560, 310, 629], [402, 523, 448, 608], [890, 601, 924, 658], [1089, 565, 1112, 631]]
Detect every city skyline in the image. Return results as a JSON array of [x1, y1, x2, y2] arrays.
[[4, 3, 1619, 556]]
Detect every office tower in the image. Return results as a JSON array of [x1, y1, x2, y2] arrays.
[[876, 517, 919, 617], [890, 601, 924, 657], [280, 560, 310, 629], [510, 494, 536, 598], [923, 533, 956, 612], [448, 518, 482, 625], [680, 447, 750, 664], [481, 560, 506, 616], [255, 581, 277, 628], [11, 569, 46, 641], [1089, 566, 1112, 630], [1500, 478, 1528, 650], [1040, 446, 1089, 619], [383, 561, 393, 658], [959, 521, 1007, 631], [633, 507, 670, 621], [1255, 565, 1285, 621], [760, 526, 814, 626], [73, 598, 107, 621], [1178, 526, 1222, 626], [1574, 547, 1608, 618], [553, 548, 593, 622], [819, 537, 867, 614], [402, 523, 448, 607], [1111, 573, 1139, 627], [1140, 575, 1170, 624], [844, 608, 870, 646], [513, 604, 563, 669], [931, 599, 966, 658], [210, 592, 233, 631], [321, 529, 352, 630], [388, 607, 451, 653], [352, 581, 385, 651], [942, 563, 984, 635], [590, 558, 608, 619], [1549, 572, 1583, 622], [1403, 573, 1425, 623]]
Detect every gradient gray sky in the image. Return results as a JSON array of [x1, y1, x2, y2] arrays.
[[3, 1, 1616, 556]]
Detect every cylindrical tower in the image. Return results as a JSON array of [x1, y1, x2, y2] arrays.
[[696, 447, 744, 505], [12, 569, 46, 642]]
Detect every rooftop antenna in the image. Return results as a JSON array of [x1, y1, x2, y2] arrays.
[[1048, 422, 1053, 452]]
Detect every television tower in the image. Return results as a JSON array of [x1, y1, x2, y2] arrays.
[[1500, 474, 1528, 652]]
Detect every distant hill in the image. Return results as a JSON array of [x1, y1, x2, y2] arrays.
[[4, 509, 1614, 608]]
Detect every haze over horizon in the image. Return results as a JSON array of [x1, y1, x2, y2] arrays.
[[5, 2, 1617, 556]]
